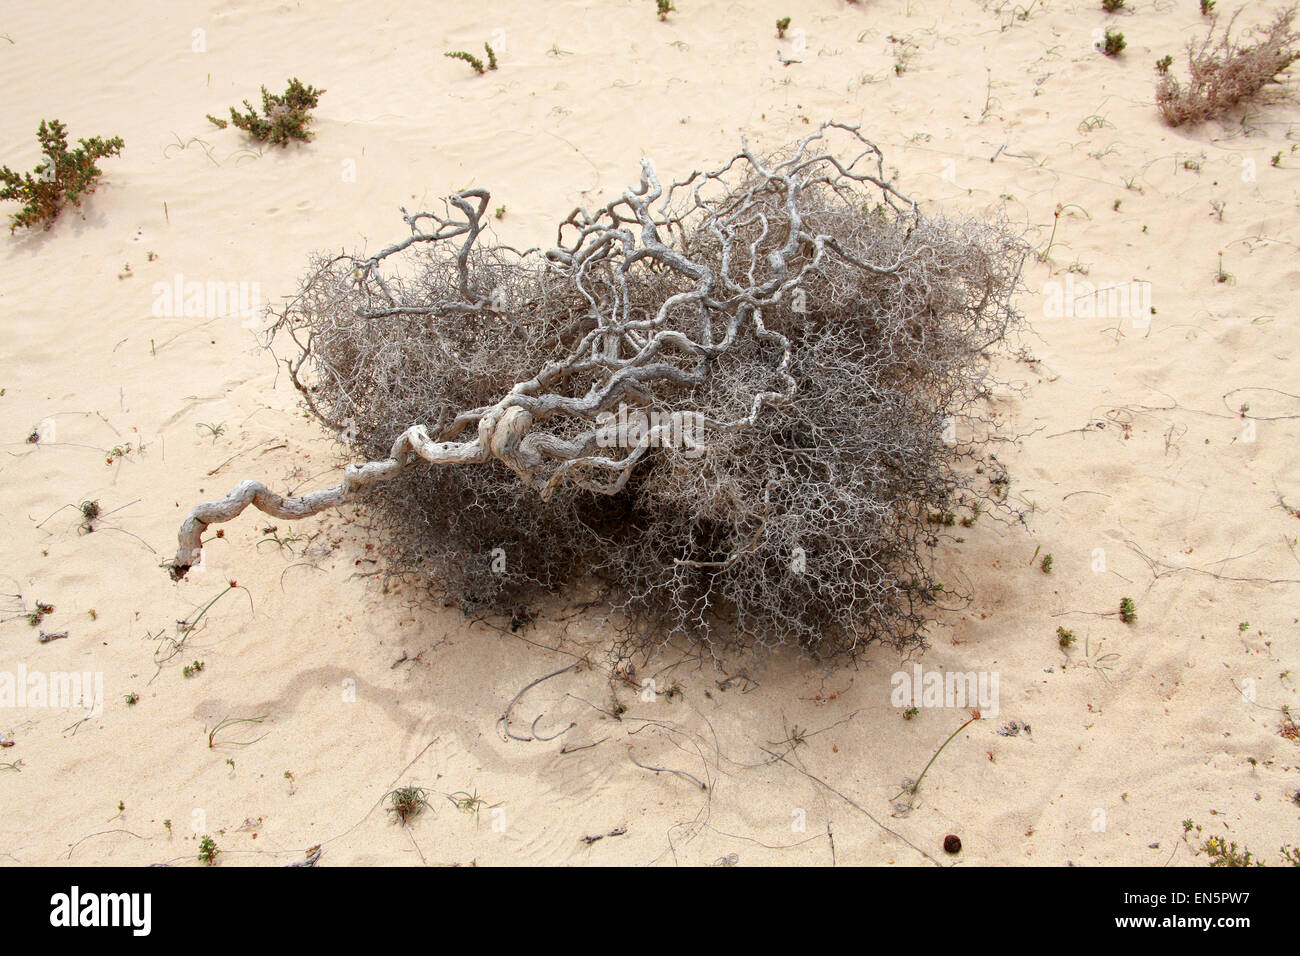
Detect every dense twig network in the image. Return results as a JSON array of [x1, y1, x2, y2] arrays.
[[170, 123, 1026, 660]]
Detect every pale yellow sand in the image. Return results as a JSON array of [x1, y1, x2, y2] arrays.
[[1, 0, 1297, 866]]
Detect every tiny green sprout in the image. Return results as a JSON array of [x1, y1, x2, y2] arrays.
[[904, 705, 920, 720], [196, 421, 225, 443], [1200, 0, 1215, 15], [657, 0, 675, 21], [198, 834, 219, 865], [1102, 30, 1126, 57], [183, 660, 205, 678], [117, 801, 125, 812], [1112, 199, 1122, 212], [1272, 152, 1282, 167], [484, 43, 498, 70], [1238, 621, 1250, 632], [124, 692, 139, 706], [495, 204, 506, 219], [1119, 597, 1137, 624], [1215, 252, 1233, 284], [777, 17, 791, 38], [1057, 626, 1076, 649], [1102, 0, 1124, 11], [163, 819, 172, 833], [1041, 554, 1053, 574], [1156, 55, 1173, 74]]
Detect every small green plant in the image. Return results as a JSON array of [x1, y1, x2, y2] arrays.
[[1200, 0, 1215, 15], [656, 0, 675, 20], [196, 422, 226, 443], [1272, 151, 1283, 167], [777, 17, 791, 38], [485, 43, 498, 70], [1201, 834, 1258, 866], [124, 692, 140, 706], [1, 120, 124, 233], [1102, 29, 1126, 57], [182, 660, 205, 678], [446, 788, 502, 823], [494, 204, 506, 219], [198, 834, 219, 865], [889, 34, 918, 75], [445, 49, 487, 74], [1102, 0, 1124, 11], [1156, 54, 1174, 74], [1040, 554, 1053, 574], [1057, 626, 1077, 649], [26, 601, 54, 627], [903, 705, 920, 720], [206, 714, 267, 749], [1119, 596, 1137, 624], [387, 785, 432, 824], [214, 78, 325, 146], [78, 499, 102, 534]]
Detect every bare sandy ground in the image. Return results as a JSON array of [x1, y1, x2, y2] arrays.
[[1, 0, 1297, 866]]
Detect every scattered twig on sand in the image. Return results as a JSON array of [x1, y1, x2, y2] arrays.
[[580, 826, 628, 845], [499, 661, 581, 742], [626, 747, 708, 790], [894, 712, 981, 804], [285, 844, 322, 867], [764, 748, 942, 867]]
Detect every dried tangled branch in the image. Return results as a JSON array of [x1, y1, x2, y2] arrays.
[[170, 123, 1026, 660]]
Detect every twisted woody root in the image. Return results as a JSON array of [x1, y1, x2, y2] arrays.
[[171, 123, 1026, 660]]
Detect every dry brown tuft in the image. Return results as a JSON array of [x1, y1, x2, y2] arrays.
[[1156, 7, 1299, 125]]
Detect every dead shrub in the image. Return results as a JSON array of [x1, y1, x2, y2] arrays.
[[1156, 7, 1299, 125], [171, 125, 1027, 662]]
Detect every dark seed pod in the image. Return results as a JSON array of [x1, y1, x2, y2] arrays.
[[943, 834, 962, 854]]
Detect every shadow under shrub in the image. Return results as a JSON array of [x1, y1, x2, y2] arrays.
[[222, 125, 1026, 662]]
